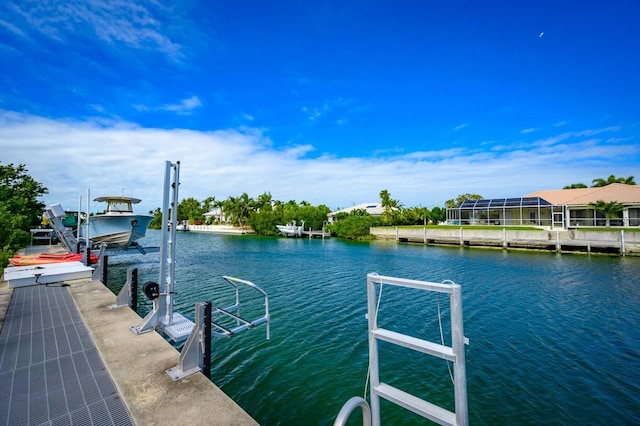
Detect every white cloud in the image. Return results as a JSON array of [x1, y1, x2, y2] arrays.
[[0, 111, 638, 214], [520, 127, 539, 134], [453, 123, 468, 131]]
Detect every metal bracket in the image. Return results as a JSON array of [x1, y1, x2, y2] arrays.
[[166, 302, 209, 381], [111, 267, 136, 309]]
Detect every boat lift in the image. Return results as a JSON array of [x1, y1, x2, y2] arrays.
[[44, 200, 159, 260], [334, 273, 469, 426], [122, 160, 270, 381]]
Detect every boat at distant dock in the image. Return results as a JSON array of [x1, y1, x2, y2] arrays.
[[81, 196, 153, 248], [276, 220, 304, 237]]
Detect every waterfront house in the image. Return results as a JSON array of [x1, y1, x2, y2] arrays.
[[204, 207, 226, 223], [327, 202, 385, 223], [446, 183, 640, 229]]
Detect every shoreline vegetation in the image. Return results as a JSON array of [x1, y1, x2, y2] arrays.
[[1, 163, 638, 276]]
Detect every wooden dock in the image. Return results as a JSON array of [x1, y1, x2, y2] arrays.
[[302, 230, 331, 239]]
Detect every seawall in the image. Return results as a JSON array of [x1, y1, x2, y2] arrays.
[[370, 227, 640, 256]]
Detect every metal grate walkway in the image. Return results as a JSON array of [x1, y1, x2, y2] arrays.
[[0, 284, 134, 426]]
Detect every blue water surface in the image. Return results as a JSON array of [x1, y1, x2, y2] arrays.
[[104, 230, 640, 425]]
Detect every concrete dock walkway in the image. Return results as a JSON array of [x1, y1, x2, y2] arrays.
[[1, 265, 258, 425]]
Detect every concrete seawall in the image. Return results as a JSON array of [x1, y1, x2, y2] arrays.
[[371, 227, 640, 256], [67, 279, 258, 425]]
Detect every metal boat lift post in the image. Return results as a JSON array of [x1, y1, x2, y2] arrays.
[[132, 160, 180, 335]]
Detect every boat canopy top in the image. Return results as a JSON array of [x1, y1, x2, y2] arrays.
[[94, 196, 142, 204], [94, 196, 142, 214]]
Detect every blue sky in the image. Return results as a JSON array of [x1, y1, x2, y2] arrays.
[[1, 0, 639, 214]]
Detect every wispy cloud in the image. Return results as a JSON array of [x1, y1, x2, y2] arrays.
[[159, 96, 202, 114], [0, 18, 25, 37], [2, 0, 183, 60], [1, 111, 637, 212], [520, 127, 539, 134], [302, 97, 362, 123], [134, 96, 202, 115], [453, 123, 468, 131], [302, 105, 328, 121]]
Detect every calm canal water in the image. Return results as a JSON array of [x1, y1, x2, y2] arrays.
[[105, 230, 640, 425]]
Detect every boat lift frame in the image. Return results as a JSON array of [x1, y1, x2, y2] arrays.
[[120, 160, 270, 381], [132, 160, 181, 335]]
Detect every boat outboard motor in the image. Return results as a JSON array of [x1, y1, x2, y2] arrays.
[[143, 281, 160, 300]]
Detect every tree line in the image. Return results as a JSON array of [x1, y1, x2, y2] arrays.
[[148, 189, 447, 239], [148, 191, 332, 236]]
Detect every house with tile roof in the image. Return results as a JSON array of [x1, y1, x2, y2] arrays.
[[446, 183, 640, 229]]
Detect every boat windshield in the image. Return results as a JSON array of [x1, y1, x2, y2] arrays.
[[107, 200, 133, 213]]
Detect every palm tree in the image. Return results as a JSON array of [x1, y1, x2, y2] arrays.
[[620, 175, 636, 185], [256, 192, 273, 210], [202, 196, 216, 213], [379, 189, 402, 225], [563, 183, 588, 189], [444, 193, 483, 209], [592, 175, 636, 187], [588, 200, 624, 227]]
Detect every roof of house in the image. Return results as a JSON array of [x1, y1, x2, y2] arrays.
[[328, 202, 385, 216], [525, 183, 640, 205]]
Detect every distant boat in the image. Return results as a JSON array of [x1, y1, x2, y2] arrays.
[[276, 220, 305, 237], [81, 196, 153, 248]]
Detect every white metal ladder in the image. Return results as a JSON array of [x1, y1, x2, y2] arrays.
[[367, 273, 468, 426], [336, 273, 469, 426]]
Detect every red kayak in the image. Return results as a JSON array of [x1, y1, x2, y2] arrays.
[[9, 252, 99, 266]]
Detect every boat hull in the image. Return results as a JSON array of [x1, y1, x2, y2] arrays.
[[276, 225, 303, 237], [82, 214, 153, 248]]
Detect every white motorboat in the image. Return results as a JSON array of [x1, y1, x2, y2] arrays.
[[276, 220, 304, 237], [81, 196, 153, 248]]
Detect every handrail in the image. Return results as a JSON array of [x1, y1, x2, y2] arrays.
[[333, 397, 372, 426], [212, 276, 270, 340]]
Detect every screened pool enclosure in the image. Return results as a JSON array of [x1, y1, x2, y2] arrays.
[[446, 197, 565, 228]]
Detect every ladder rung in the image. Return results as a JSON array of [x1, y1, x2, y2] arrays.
[[214, 307, 252, 326], [374, 383, 458, 426], [373, 328, 455, 361], [211, 321, 232, 335]]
